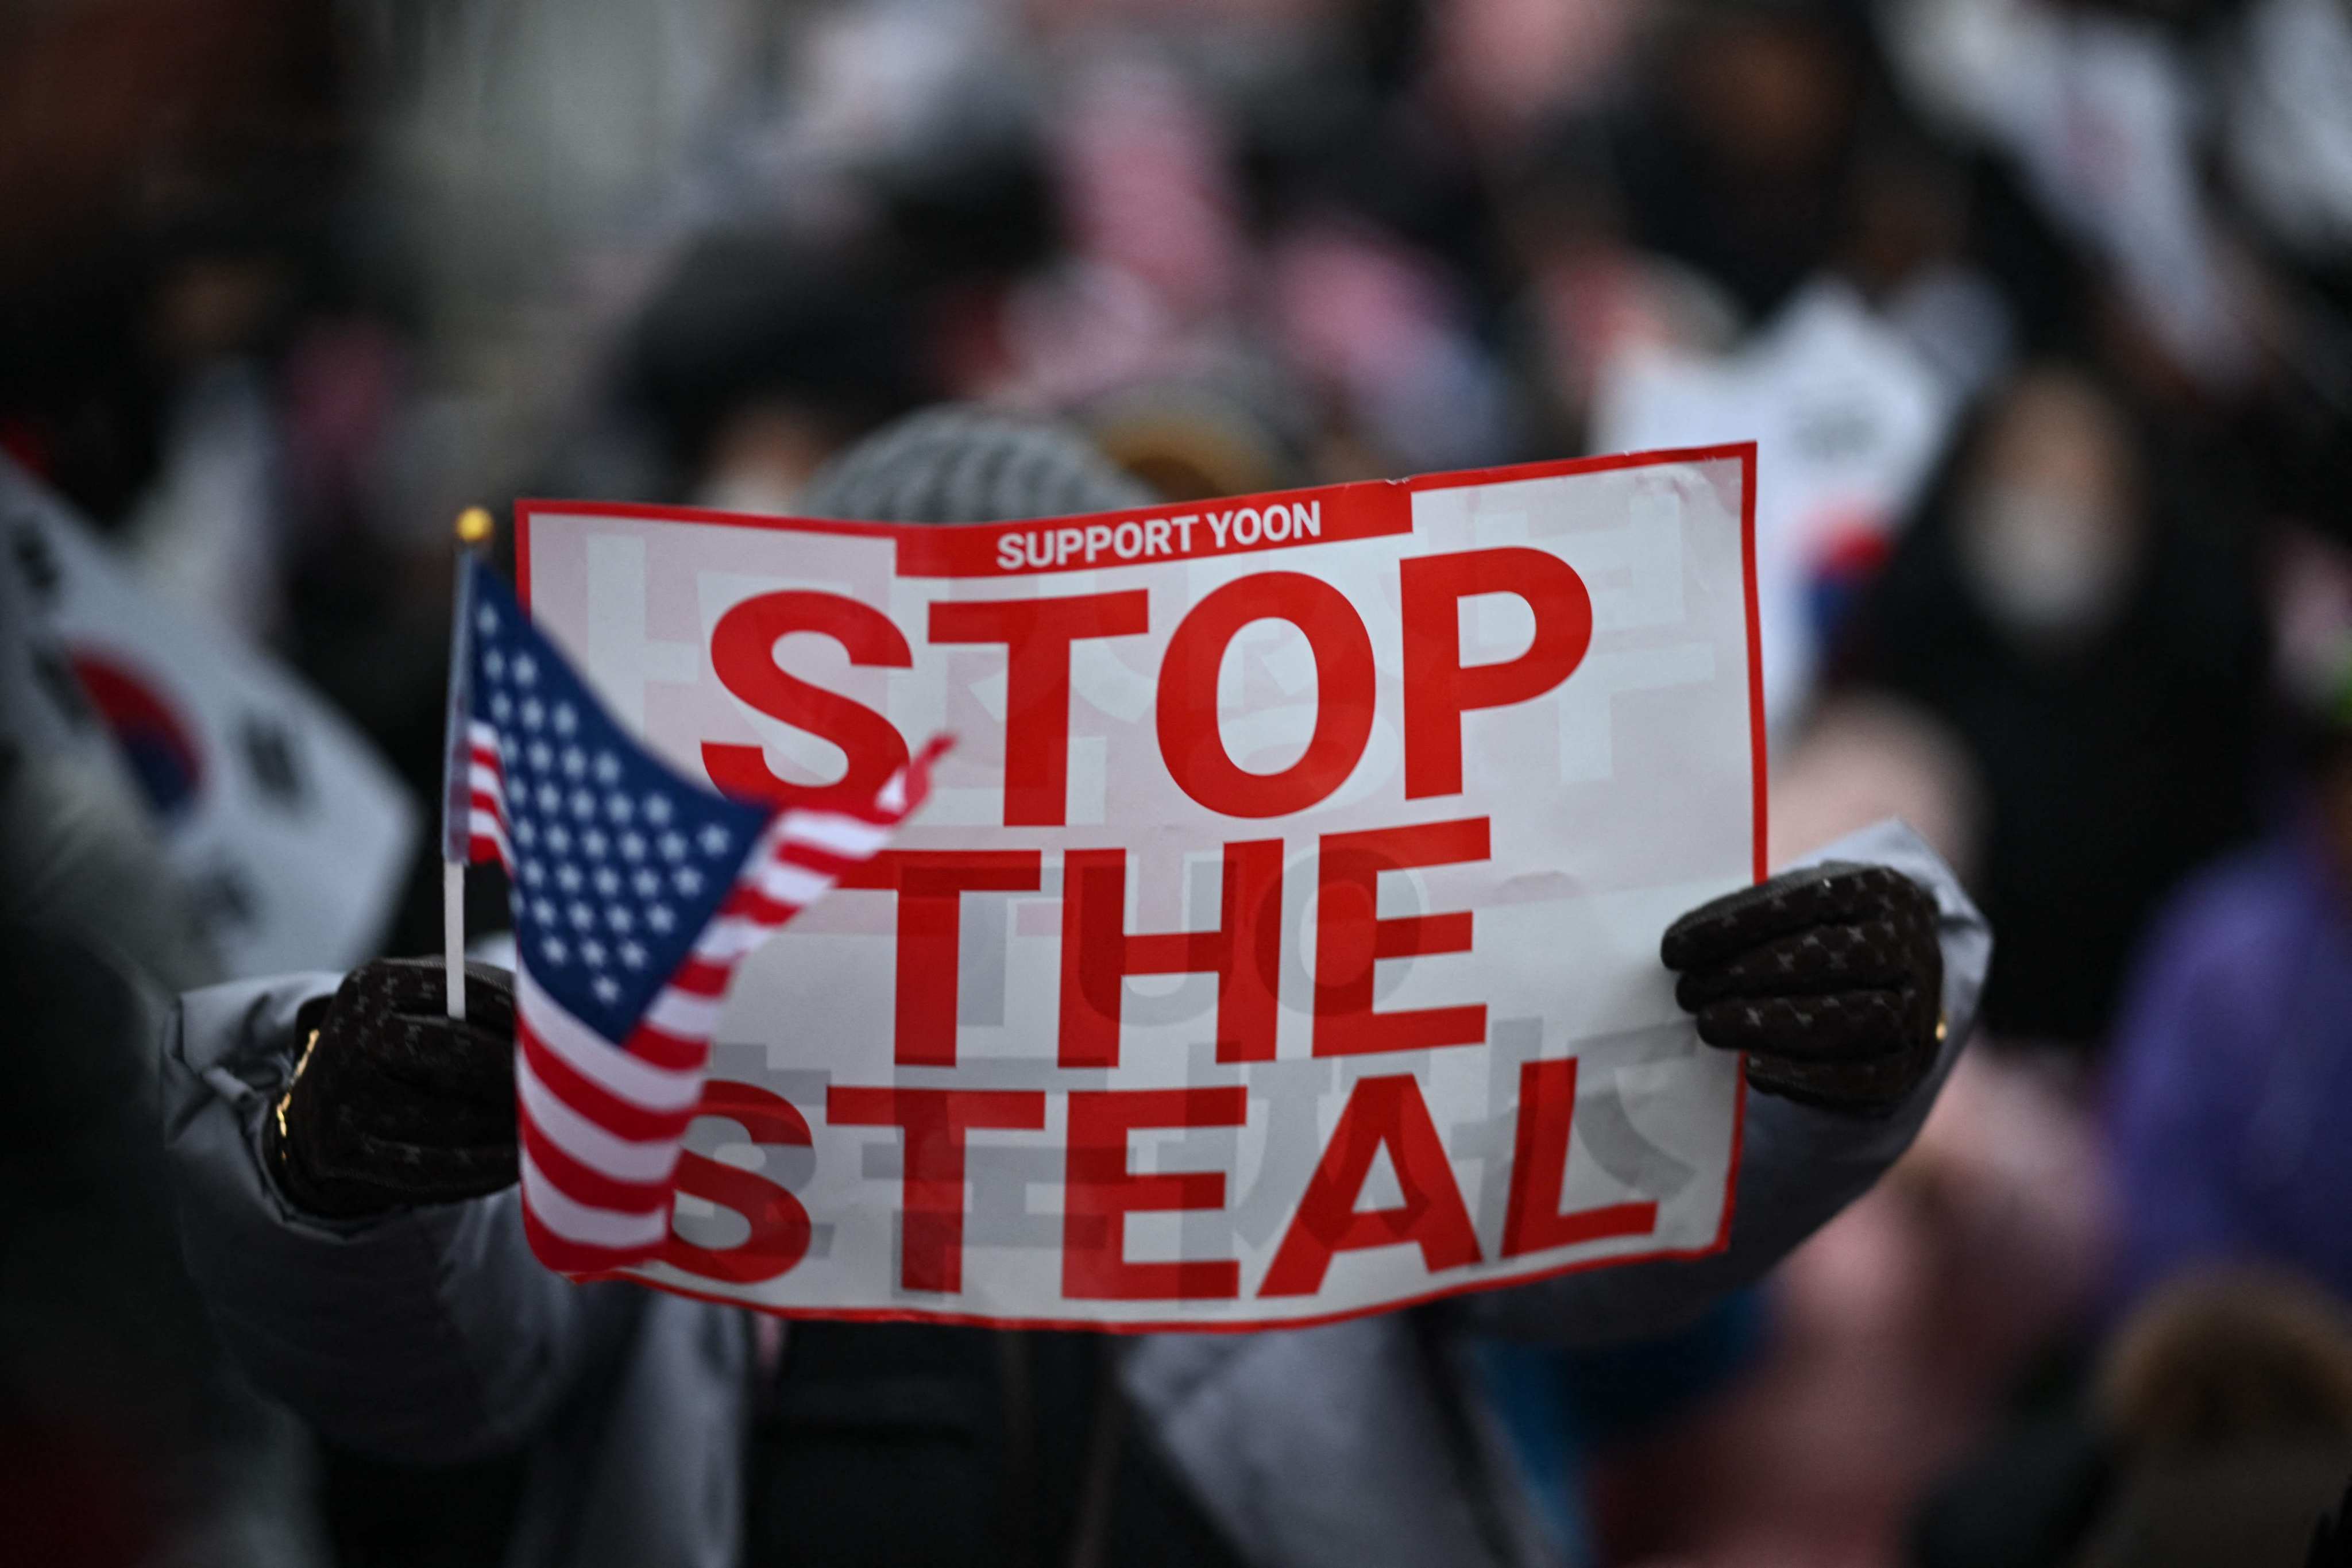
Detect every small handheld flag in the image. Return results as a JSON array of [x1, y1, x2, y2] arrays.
[[443, 553, 943, 1273], [439, 507, 497, 1022]]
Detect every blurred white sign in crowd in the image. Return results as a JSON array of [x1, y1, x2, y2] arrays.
[[1, 457, 418, 979]]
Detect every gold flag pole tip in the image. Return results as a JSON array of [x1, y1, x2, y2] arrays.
[[456, 507, 495, 546]]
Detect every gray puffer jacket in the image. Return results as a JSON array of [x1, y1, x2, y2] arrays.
[[162, 820, 1988, 1568]]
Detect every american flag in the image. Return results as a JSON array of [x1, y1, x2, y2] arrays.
[[448, 557, 939, 1275]]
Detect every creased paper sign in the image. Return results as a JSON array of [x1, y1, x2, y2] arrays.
[[516, 445, 1762, 1331]]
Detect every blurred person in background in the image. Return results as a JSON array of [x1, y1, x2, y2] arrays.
[[1071, 356, 1322, 502], [2073, 1273, 2352, 1567], [1842, 364, 2266, 1049], [1916, 1270, 2352, 1568], [612, 231, 926, 515], [1878, 0, 2352, 599], [1514, 0, 2034, 392], [1588, 1030, 2110, 1568], [1596, 0, 1882, 326], [1, 511, 324, 1565], [0, 5, 381, 1562], [2102, 537, 2352, 1312], [0, 0, 468, 975]]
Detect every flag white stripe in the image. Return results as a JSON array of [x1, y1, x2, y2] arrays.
[[468, 762, 503, 795], [520, 1151, 671, 1248], [690, 916, 773, 963], [468, 718, 500, 749], [644, 988, 723, 1039], [753, 859, 835, 908], [516, 971, 705, 1111], [516, 1055, 682, 1183], [779, 811, 894, 858]]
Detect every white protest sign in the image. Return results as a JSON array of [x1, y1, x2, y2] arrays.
[[516, 446, 1761, 1330], [0, 457, 420, 979], [1593, 281, 1955, 737]]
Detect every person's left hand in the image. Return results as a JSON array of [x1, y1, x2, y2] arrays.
[[265, 957, 517, 1218], [1660, 862, 1945, 1115]]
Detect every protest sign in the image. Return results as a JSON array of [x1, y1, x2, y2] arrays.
[[1, 457, 420, 979], [515, 445, 1761, 1330]]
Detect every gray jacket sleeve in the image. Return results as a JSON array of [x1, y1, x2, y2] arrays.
[[1459, 817, 1991, 1344], [160, 971, 629, 1463]]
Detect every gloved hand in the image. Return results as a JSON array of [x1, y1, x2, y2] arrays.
[[263, 957, 519, 1218], [1660, 862, 1945, 1115]]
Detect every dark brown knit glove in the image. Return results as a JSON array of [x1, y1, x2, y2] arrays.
[[1660, 862, 1945, 1115], [262, 957, 519, 1218]]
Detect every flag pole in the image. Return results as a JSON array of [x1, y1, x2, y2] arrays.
[[445, 506, 495, 1021]]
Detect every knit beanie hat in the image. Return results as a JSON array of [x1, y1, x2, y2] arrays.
[[796, 404, 1156, 526]]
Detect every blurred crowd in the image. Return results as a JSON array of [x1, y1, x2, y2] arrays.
[[5, 0, 2352, 1563]]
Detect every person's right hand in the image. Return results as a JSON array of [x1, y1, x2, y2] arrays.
[[262, 957, 519, 1218]]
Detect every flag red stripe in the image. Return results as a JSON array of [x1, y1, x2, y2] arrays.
[[667, 957, 733, 997], [519, 1119, 675, 1215], [621, 1018, 710, 1072], [516, 1022, 701, 1143], [720, 885, 802, 925], [520, 1206, 651, 1277], [770, 839, 859, 879]]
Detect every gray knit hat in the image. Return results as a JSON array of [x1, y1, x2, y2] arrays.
[[796, 404, 1156, 526]]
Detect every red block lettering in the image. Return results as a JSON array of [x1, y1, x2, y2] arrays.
[[929, 590, 1150, 826], [825, 1087, 1046, 1293], [1313, 818, 1490, 1056], [663, 1082, 814, 1286], [838, 850, 1044, 1067], [1500, 1057, 1659, 1257], [1059, 841, 1284, 1069], [704, 591, 912, 809], [1157, 572, 1374, 818], [1260, 1074, 1481, 1296], [1400, 547, 1593, 799], [1063, 1087, 1248, 1301]]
